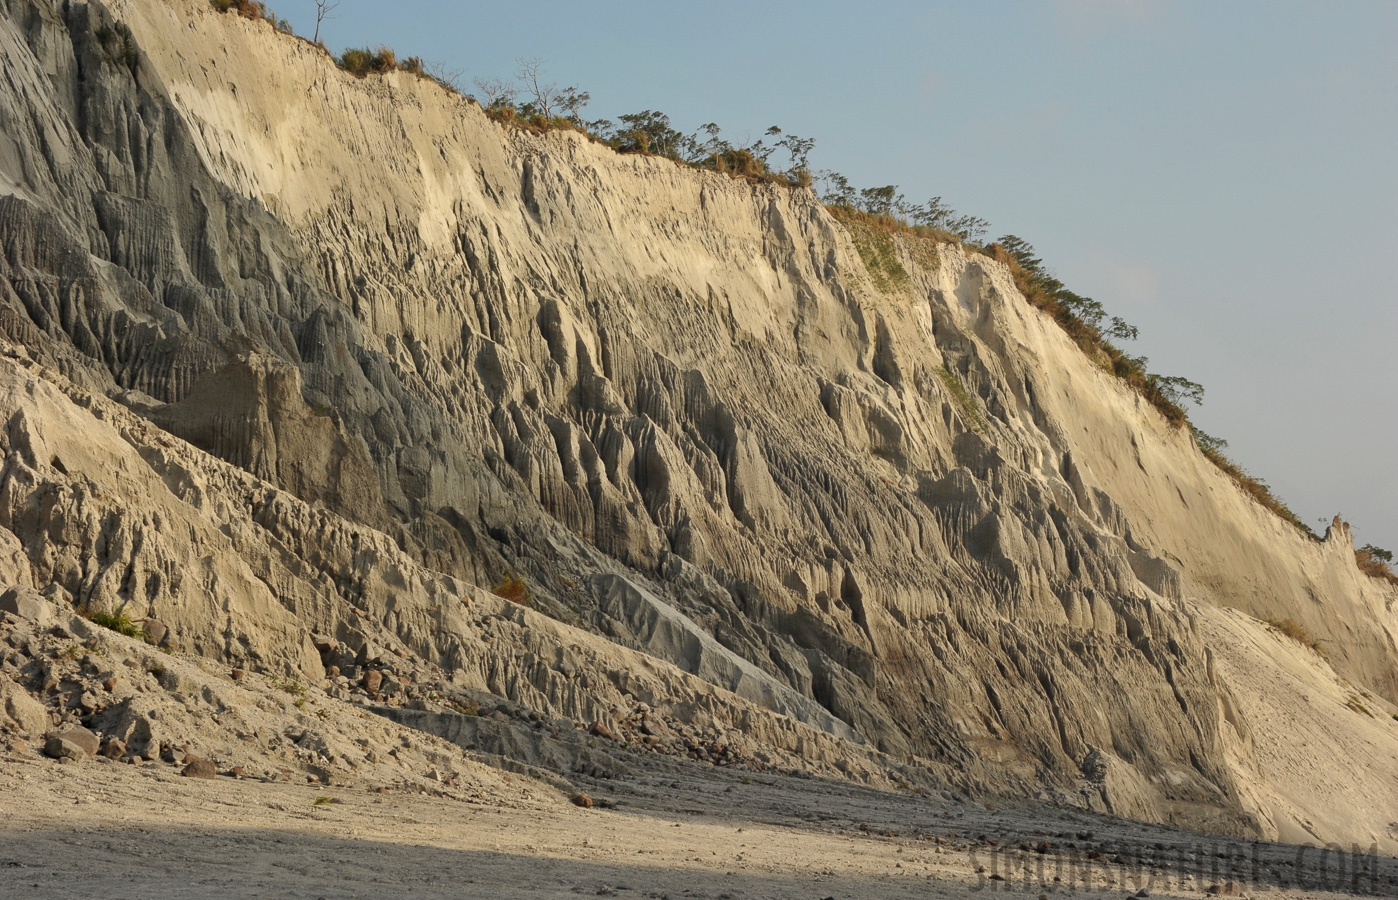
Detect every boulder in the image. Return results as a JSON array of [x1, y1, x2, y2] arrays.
[[0, 586, 52, 626], [0, 673, 49, 735], [44, 726, 99, 760]]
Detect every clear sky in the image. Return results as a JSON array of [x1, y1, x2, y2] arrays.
[[280, 0, 1397, 553]]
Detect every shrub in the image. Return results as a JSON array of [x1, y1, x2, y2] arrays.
[[491, 574, 531, 606], [1356, 544, 1397, 584], [208, 1, 293, 34], [272, 675, 306, 697], [338, 46, 398, 78]]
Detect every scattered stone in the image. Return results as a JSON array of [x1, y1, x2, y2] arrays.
[[231, 668, 246, 682], [102, 676, 117, 692], [99, 738, 126, 759], [589, 720, 617, 741], [1206, 884, 1241, 897], [363, 670, 383, 694], [181, 756, 218, 779], [571, 792, 593, 808]]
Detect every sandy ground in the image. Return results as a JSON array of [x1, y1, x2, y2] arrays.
[[2, 745, 1393, 900]]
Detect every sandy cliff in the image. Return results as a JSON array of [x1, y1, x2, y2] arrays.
[[0, 0, 1395, 848]]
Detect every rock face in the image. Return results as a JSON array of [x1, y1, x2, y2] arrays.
[[0, 0, 1395, 845]]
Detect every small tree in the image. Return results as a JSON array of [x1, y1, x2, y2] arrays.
[[516, 57, 558, 119], [556, 86, 591, 126], [313, 0, 339, 45], [473, 76, 517, 110]]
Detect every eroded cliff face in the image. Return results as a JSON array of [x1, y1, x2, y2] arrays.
[[1, 0, 1395, 846]]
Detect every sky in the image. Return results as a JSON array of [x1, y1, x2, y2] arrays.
[[281, 0, 1397, 553]]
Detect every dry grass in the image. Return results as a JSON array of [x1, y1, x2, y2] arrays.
[[1265, 616, 1323, 653], [337, 46, 398, 78], [1200, 446, 1310, 535]]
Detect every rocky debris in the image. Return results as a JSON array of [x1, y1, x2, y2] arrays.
[[0, 610, 552, 802], [571, 792, 593, 808]]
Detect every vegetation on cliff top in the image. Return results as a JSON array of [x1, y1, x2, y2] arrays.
[[205, 1, 1358, 548]]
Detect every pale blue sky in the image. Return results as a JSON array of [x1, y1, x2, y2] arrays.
[[282, 0, 1397, 553]]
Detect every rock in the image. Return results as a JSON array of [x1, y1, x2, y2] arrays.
[[144, 620, 168, 647], [362, 670, 383, 693], [0, 587, 51, 626], [312, 634, 339, 655], [44, 726, 99, 760], [102, 677, 117, 692], [231, 668, 246, 681], [181, 756, 218, 779], [356, 642, 384, 667], [571, 792, 593, 808], [99, 737, 126, 759], [1206, 884, 1242, 897], [589, 720, 617, 741]]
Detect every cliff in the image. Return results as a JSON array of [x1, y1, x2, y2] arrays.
[[1, 0, 1395, 848]]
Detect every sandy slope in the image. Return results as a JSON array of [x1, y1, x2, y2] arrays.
[[1199, 605, 1398, 853], [2, 746, 1394, 900]]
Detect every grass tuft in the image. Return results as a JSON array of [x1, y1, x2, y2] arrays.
[[1264, 616, 1322, 652], [81, 608, 149, 641]]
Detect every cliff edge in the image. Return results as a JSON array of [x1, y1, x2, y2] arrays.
[[1, 0, 1395, 848]]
